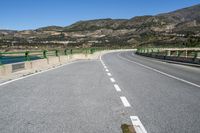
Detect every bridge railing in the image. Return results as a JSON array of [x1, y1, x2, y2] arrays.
[[136, 48, 200, 64], [0, 48, 104, 65]]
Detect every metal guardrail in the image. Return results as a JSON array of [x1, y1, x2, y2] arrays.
[[0, 47, 135, 65], [137, 48, 200, 58], [0, 48, 104, 65], [136, 48, 200, 64]]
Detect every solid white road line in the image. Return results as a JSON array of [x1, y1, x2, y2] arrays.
[[114, 84, 121, 92], [110, 78, 115, 83], [107, 73, 112, 76], [105, 69, 109, 72], [118, 53, 200, 88], [120, 96, 131, 107], [130, 116, 147, 133]]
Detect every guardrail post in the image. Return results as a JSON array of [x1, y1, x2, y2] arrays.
[[185, 50, 188, 58], [55, 50, 59, 56], [85, 48, 88, 55], [180, 51, 185, 57], [176, 50, 182, 57], [157, 49, 160, 54], [43, 50, 47, 58], [194, 52, 198, 59], [137, 49, 139, 53], [176, 51, 179, 57], [64, 49, 67, 55], [90, 48, 94, 54], [25, 51, 30, 61], [165, 50, 167, 56], [197, 52, 200, 58], [0, 53, 2, 65], [147, 49, 149, 53], [167, 50, 171, 56]]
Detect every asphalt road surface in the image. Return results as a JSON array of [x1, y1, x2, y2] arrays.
[[0, 51, 200, 133]]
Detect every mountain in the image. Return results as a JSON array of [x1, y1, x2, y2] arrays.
[[63, 19, 128, 31], [0, 4, 200, 50], [158, 4, 200, 22], [36, 26, 63, 32], [0, 30, 17, 35]]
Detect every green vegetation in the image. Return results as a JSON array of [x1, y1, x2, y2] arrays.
[[121, 124, 136, 133]]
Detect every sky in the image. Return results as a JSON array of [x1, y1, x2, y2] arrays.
[[0, 0, 199, 30]]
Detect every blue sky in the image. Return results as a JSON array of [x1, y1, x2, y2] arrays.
[[0, 0, 199, 30]]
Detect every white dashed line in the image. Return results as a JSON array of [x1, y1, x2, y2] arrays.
[[101, 52, 147, 133], [130, 116, 147, 133], [107, 73, 112, 76], [110, 78, 115, 83], [114, 84, 121, 92], [120, 96, 131, 107]]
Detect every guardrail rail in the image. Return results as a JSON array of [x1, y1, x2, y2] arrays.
[[136, 48, 200, 65], [0, 48, 105, 65]]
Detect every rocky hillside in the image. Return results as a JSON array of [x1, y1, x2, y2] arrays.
[[0, 4, 200, 50]]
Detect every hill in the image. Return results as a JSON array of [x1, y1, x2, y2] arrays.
[[0, 4, 200, 50]]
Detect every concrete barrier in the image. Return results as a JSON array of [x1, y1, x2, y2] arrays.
[[0, 64, 12, 76], [0, 52, 99, 77], [0, 49, 135, 80], [0, 57, 58, 77]]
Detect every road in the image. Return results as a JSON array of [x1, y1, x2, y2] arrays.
[[0, 51, 200, 133]]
